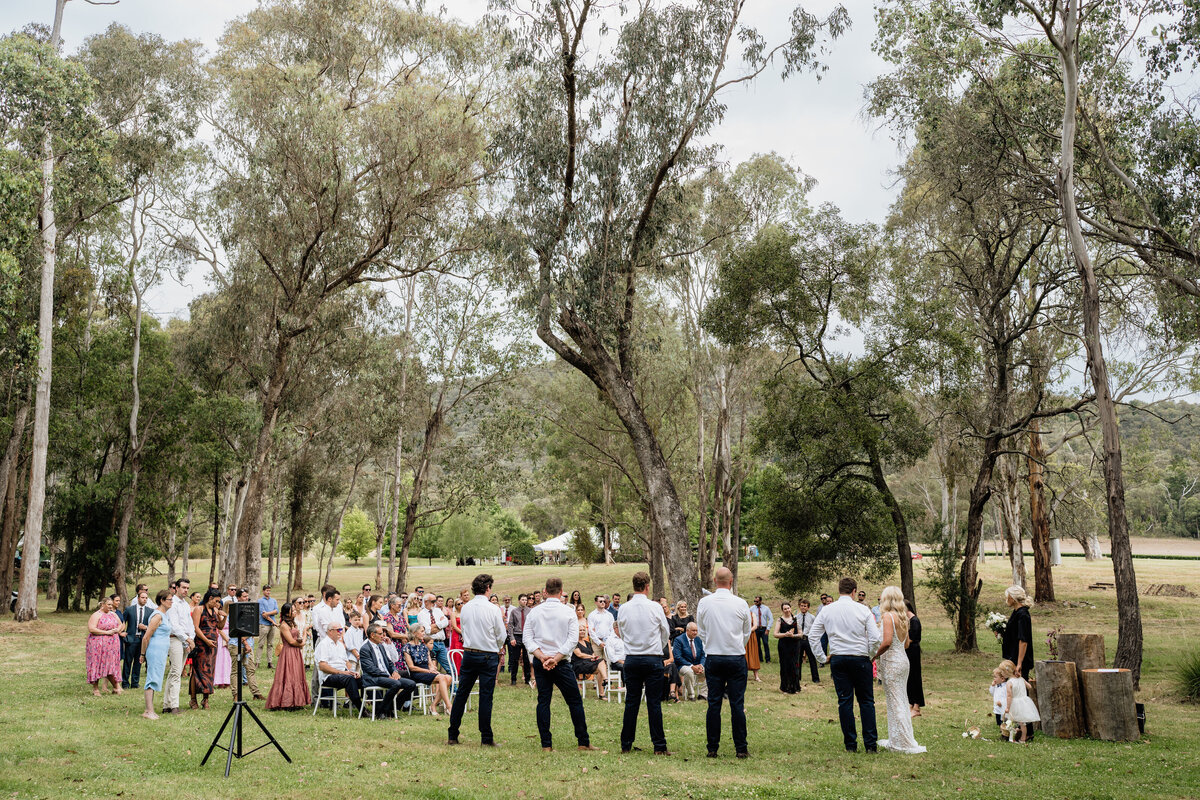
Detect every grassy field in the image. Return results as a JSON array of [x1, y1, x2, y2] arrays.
[[2, 555, 1200, 800]]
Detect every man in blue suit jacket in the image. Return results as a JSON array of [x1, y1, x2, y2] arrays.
[[122, 587, 154, 688], [360, 623, 416, 717], [672, 622, 707, 700]]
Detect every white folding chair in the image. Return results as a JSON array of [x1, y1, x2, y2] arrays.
[[360, 685, 387, 720], [603, 649, 626, 703], [448, 649, 480, 711], [312, 683, 343, 717], [408, 681, 433, 715]]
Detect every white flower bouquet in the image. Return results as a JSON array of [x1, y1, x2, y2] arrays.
[[985, 611, 1007, 642]]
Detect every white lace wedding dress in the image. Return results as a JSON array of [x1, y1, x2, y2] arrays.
[[878, 613, 926, 754]]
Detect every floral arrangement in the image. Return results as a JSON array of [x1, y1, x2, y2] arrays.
[[1046, 625, 1063, 660], [985, 611, 1008, 642]]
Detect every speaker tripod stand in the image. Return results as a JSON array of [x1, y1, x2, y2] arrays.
[[201, 637, 291, 776]]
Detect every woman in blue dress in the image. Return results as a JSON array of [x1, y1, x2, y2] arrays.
[[139, 589, 174, 720]]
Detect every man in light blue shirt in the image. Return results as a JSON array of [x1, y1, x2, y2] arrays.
[[257, 585, 279, 669]]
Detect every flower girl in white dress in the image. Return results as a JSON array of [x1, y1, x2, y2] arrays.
[[999, 659, 1040, 742]]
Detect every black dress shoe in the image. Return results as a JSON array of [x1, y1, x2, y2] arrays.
[[653, 750, 674, 756], [446, 739, 460, 745], [706, 751, 718, 758], [620, 748, 632, 754], [845, 746, 857, 753], [865, 747, 878, 754]]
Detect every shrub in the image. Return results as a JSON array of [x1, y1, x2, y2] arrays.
[[508, 541, 537, 566], [1178, 649, 1200, 701]]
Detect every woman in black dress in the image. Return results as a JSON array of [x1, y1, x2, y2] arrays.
[[773, 602, 801, 694], [905, 600, 924, 716], [1001, 585, 1035, 679], [668, 601, 693, 643]]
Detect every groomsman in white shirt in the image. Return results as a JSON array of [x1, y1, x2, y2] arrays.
[[616, 572, 671, 755], [695, 567, 753, 758], [523, 577, 594, 752], [750, 597, 773, 663], [807, 577, 882, 753], [447, 574, 507, 746]]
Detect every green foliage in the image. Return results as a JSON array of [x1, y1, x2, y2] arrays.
[[566, 527, 599, 568], [922, 537, 977, 627], [519, 502, 556, 541], [337, 508, 375, 565], [507, 540, 537, 566], [490, 508, 534, 548], [437, 513, 499, 566], [411, 527, 441, 565], [746, 465, 898, 597], [1178, 648, 1200, 701]]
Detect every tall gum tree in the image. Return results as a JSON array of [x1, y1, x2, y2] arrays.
[[205, 0, 497, 595], [493, 0, 849, 604]]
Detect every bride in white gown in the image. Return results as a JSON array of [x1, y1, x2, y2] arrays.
[[876, 586, 926, 754]]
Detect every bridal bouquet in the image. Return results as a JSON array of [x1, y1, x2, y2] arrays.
[[985, 612, 1007, 642]]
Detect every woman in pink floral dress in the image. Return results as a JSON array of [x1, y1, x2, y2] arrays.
[[86, 596, 124, 695]]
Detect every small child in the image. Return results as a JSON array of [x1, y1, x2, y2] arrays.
[[998, 659, 1040, 743], [990, 666, 1008, 728], [345, 611, 365, 676]]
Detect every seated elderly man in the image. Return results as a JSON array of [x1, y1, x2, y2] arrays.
[[605, 629, 626, 676], [315, 621, 362, 711], [359, 623, 416, 717], [672, 621, 707, 700]]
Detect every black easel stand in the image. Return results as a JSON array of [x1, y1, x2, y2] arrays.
[[201, 638, 291, 776]]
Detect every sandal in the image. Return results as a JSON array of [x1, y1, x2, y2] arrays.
[[189, 698, 199, 709], [92, 688, 102, 697]]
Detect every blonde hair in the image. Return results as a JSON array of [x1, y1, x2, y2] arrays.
[[879, 586, 908, 640], [405, 596, 421, 614], [997, 659, 1017, 679], [407, 625, 425, 642], [1005, 585, 1032, 607]]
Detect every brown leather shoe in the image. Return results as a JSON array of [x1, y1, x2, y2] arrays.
[[653, 750, 674, 756], [543, 747, 553, 752], [578, 745, 597, 751], [482, 741, 501, 748], [446, 739, 460, 746]]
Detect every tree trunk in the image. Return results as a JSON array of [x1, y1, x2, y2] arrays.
[[1028, 422, 1055, 601], [999, 457, 1025, 589], [601, 470, 614, 565], [1079, 668, 1139, 741], [266, 487, 277, 588], [957, 436, 999, 652], [1059, 633, 1105, 672], [166, 506, 178, 586], [1056, 5, 1141, 686], [546, 309, 701, 605], [15, 0, 66, 623], [387, 275, 415, 592], [45, 538, 57, 601], [1084, 530, 1103, 561], [0, 402, 29, 600], [868, 442, 915, 610], [649, 514, 666, 600], [323, 461, 362, 587], [1036, 659, 1087, 739], [182, 497, 192, 581], [728, 483, 742, 593], [209, 468, 220, 586], [233, 336, 292, 601], [395, 405, 442, 594]]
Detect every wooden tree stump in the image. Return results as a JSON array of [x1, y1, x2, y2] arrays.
[[1079, 668, 1140, 741], [1035, 660, 1086, 739], [1058, 633, 1105, 671]]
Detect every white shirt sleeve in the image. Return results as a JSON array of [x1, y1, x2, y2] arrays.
[[807, 612, 827, 664], [866, 608, 882, 658], [561, 613, 579, 659]]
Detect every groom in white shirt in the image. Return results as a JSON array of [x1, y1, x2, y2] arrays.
[[806, 577, 882, 753]]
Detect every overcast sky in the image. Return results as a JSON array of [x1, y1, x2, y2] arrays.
[[5, 0, 901, 319]]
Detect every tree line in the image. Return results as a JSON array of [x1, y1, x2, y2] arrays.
[[3, 0, 1198, 689]]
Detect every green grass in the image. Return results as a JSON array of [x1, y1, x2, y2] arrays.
[[2, 557, 1200, 799]]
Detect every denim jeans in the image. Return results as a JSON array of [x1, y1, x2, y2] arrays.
[[829, 655, 877, 751], [430, 640, 451, 674], [448, 651, 499, 744], [533, 659, 590, 748], [620, 655, 667, 752], [704, 654, 748, 754]]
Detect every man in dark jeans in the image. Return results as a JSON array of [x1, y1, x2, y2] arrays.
[[696, 567, 752, 758], [523, 576, 593, 751], [448, 573, 507, 746], [507, 594, 531, 686], [806, 577, 881, 753], [616, 571, 671, 754]]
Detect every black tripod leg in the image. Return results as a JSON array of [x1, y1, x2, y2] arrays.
[[224, 704, 240, 777], [242, 704, 293, 762], [201, 703, 238, 766]]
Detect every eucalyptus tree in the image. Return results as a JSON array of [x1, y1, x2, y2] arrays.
[[493, 0, 849, 603], [393, 271, 536, 593], [76, 25, 206, 603], [205, 0, 498, 594], [705, 208, 932, 605], [2, 19, 119, 619]]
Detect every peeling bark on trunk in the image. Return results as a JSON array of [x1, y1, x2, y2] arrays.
[[868, 441, 915, 610], [15, 0, 66, 623], [1055, 2, 1141, 686], [0, 403, 29, 601], [1028, 422, 1055, 601]]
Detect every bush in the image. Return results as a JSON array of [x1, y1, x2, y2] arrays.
[[1178, 649, 1200, 701], [508, 541, 537, 566]]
